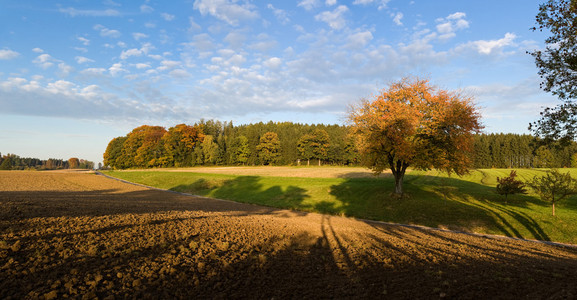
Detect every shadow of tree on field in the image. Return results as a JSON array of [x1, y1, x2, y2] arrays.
[[170, 175, 311, 211], [328, 173, 552, 242]]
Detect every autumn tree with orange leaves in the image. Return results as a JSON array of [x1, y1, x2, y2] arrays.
[[162, 124, 204, 167], [349, 77, 483, 196]]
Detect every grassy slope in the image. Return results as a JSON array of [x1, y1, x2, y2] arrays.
[[104, 168, 577, 245]]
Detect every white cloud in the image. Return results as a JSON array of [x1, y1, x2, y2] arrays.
[[109, 63, 127, 76], [0, 77, 188, 121], [75, 56, 94, 64], [140, 5, 154, 13], [58, 63, 74, 76], [93, 24, 121, 38], [392, 12, 403, 26], [161, 13, 175, 21], [0, 49, 20, 60], [148, 54, 164, 60], [224, 31, 247, 49], [267, 4, 290, 24], [77, 37, 90, 46], [248, 34, 278, 52], [120, 48, 142, 60], [169, 69, 191, 78], [193, 0, 259, 26], [263, 57, 282, 69], [352, 0, 390, 10], [447, 12, 466, 20], [315, 5, 348, 30], [435, 12, 469, 40], [33, 54, 54, 69], [347, 31, 373, 48], [80, 68, 107, 76], [59, 7, 120, 17], [32, 48, 44, 53], [132, 33, 148, 40], [134, 63, 151, 69], [298, 0, 320, 11], [157, 60, 182, 72], [457, 33, 517, 55], [326, 0, 337, 6], [119, 43, 153, 60]]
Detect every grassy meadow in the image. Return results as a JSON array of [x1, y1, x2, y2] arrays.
[[104, 167, 577, 245]]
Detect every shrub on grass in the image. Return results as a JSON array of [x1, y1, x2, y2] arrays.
[[496, 170, 527, 203]]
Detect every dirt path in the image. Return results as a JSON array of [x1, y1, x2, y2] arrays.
[[1, 171, 577, 299]]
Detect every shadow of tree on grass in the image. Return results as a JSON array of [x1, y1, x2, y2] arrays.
[[328, 173, 553, 242], [170, 176, 311, 211]]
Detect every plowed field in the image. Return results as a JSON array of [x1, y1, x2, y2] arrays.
[[1, 170, 577, 299]]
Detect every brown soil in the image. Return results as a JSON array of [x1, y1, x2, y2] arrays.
[[1, 170, 577, 299]]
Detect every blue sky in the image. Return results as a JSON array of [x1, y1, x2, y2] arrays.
[[0, 0, 557, 165]]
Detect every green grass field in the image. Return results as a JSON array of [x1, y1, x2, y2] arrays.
[[104, 168, 577, 245]]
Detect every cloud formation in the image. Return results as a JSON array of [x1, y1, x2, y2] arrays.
[[0, 1, 548, 133], [0, 49, 20, 60], [193, 0, 258, 26]]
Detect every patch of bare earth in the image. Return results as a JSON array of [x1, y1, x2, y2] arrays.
[[126, 166, 391, 178], [1, 170, 577, 299]]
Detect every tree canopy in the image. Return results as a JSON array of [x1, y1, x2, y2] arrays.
[[529, 0, 577, 142], [348, 77, 483, 195]]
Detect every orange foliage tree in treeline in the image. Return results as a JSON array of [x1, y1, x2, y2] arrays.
[[104, 124, 204, 169], [348, 77, 483, 196], [68, 157, 80, 169]]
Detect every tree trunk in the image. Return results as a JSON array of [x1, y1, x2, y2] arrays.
[[389, 156, 409, 196], [394, 173, 404, 195], [307, 159, 310, 166], [552, 202, 556, 216], [318, 159, 321, 166]]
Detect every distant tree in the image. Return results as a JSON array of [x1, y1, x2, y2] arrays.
[[297, 134, 315, 166], [68, 157, 80, 169], [119, 125, 166, 168], [78, 159, 95, 169], [534, 146, 556, 168], [528, 169, 577, 216], [103, 136, 127, 169], [348, 77, 482, 196], [0, 156, 12, 170], [202, 135, 220, 165], [572, 153, 577, 167], [528, 0, 577, 143], [162, 123, 204, 167], [233, 135, 250, 165], [298, 129, 330, 166], [256, 132, 281, 165], [496, 170, 527, 203]]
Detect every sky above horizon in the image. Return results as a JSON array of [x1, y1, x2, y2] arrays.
[[0, 0, 559, 166]]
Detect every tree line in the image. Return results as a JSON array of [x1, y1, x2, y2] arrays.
[[103, 120, 358, 169], [473, 133, 577, 168], [103, 120, 577, 170], [0, 153, 95, 170]]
